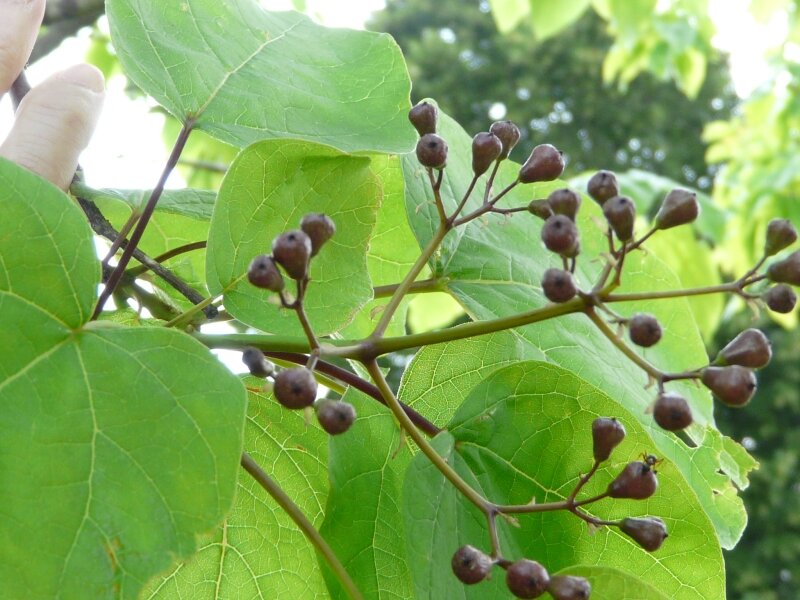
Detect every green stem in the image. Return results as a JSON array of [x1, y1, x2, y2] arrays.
[[126, 241, 207, 277], [603, 282, 739, 303], [371, 224, 449, 338], [373, 277, 445, 298], [164, 272, 246, 328], [240, 453, 364, 600], [365, 360, 489, 509]]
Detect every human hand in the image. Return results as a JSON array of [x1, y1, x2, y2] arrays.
[[0, 0, 104, 189]]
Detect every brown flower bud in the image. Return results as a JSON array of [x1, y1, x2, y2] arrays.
[[714, 328, 771, 369], [587, 170, 619, 205], [607, 461, 658, 500], [247, 254, 285, 291], [764, 218, 798, 256], [763, 284, 797, 313], [301, 213, 336, 257], [591, 417, 626, 462], [654, 189, 699, 230], [547, 575, 592, 600], [416, 133, 448, 169], [506, 559, 550, 599], [620, 517, 668, 552], [541, 268, 577, 303], [472, 132, 503, 177], [541, 215, 579, 257], [490, 120, 521, 159], [408, 101, 437, 135], [653, 392, 692, 431], [272, 230, 313, 280], [767, 250, 800, 286], [547, 188, 581, 221], [603, 195, 636, 242], [701, 366, 757, 407], [519, 144, 564, 183], [451, 545, 493, 585]]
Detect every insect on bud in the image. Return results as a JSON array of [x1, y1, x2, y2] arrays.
[[654, 189, 699, 230], [490, 120, 521, 159], [603, 195, 636, 242], [764, 218, 798, 256], [408, 101, 438, 136], [620, 517, 668, 552], [519, 144, 564, 183], [547, 188, 581, 221], [416, 133, 448, 169], [471, 132, 503, 177], [592, 417, 626, 462], [714, 328, 771, 369], [607, 461, 658, 500]]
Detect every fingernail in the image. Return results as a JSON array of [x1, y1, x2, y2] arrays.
[[56, 64, 105, 93]]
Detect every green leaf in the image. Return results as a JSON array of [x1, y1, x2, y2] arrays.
[[107, 0, 416, 154], [400, 111, 752, 548], [488, 0, 530, 33], [0, 159, 246, 599], [528, 0, 592, 40], [401, 361, 724, 599], [341, 155, 421, 339], [559, 565, 670, 599], [319, 389, 413, 599], [142, 384, 330, 599], [206, 139, 381, 336]]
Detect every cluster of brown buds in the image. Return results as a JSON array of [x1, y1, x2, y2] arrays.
[[242, 214, 357, 435]]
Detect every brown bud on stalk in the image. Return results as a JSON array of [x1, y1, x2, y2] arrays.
[[316, 400, 357, 435], [547, 188, 581, 221], [519, 144, 564, 183], [603, 195, 636, 242], [506, 559, 550, 599], [301, 213, 336, 257], [592, 417, 626, 462], [541, 215, 580, 257], [701, 366, 757, 407], [607, 461, 658, 500], [628, 313, 662, 348], [490, 120, 521, 159], [528, 199, 553, 220], [654, 189, 699, 230], [241, 347, 274, 378], [764, 218, 798, 256], [653, 392, 693, 431], [247, 254, 285, 291], [416, 133, 448, 169], [451, 545, 493, 585], [620, 517, 668, 552], [763, 284, 797, 313], [471, 132, 503, 177], [767, 250, 800, 286], [273, 367, 318, 409], [408, 101, 437, 135], [714, 328, 771, 369], [586, 170, 619, 205], [541, 268, 578, 303], [547, 575, 592, 600], [272, 230, 313, 280]]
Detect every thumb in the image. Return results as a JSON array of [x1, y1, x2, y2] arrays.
[[0, 63, 105, 190]]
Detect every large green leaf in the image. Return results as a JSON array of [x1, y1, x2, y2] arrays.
[[206, 139, 381, 336], [107, 0, 415, 154], [142, 384, 330, 599], [319, 389, 413, 599], [0, 159, 246, 599], [341, 155, 421, 339], [400, 110, 753, 549], [401, 361, 724, 599]]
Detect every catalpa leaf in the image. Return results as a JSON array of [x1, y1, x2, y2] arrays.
[[0, 159, 246, 599]]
